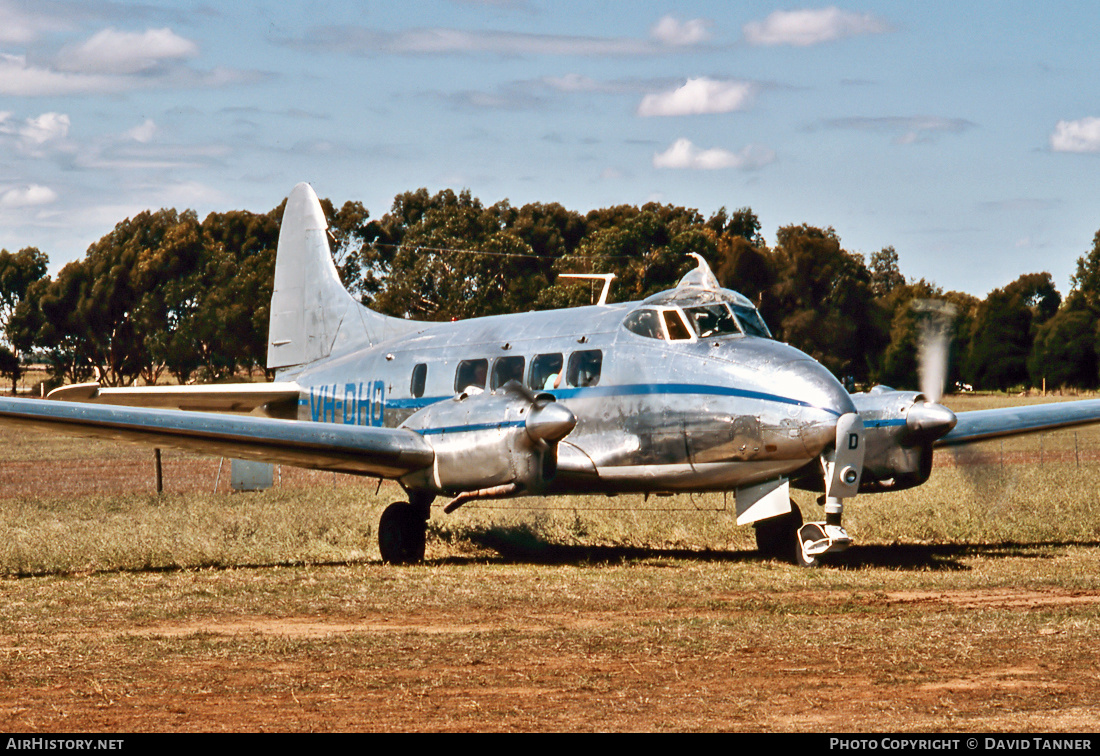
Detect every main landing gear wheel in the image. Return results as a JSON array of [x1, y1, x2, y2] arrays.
[[378, 501, 428, 565], [754, 501, 812, 566]]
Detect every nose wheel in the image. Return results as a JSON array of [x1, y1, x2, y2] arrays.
[[796, 520, 852, 567], [754, 500, 852, 567], [754, 501, 805, 565]]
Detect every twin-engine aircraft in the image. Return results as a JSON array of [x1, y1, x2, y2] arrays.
[[3, 183, 1100, 566]]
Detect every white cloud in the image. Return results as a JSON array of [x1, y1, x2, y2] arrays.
[[542, 73, 602, 92], [744, 7, 890, 47], [0, 53, 121, 96], [19, 112, 70, 145], [127, 119, 157, 143], [1050, 117, 1100, 153], [638, 78, 754, 117], [0, 111, 72, 155], [58, 28, 198, 75], [0, 2, 71, 44], [653, 138, 775, 170], [1, 185, 58, 207], [290, 26, 666, 57], [0, 49, 258, 97], [151, 180, 227, 207], [824, 116, 975, 144], [650, 15, 712, 46]]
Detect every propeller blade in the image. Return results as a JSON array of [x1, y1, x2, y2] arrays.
[[500, 379, 555, 407], [914, 299, 956, 404]]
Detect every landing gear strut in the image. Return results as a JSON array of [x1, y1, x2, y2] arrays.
[[378, 492, 434, 564]]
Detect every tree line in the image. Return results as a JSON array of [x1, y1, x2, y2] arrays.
[[2, 186, 1099, 394]]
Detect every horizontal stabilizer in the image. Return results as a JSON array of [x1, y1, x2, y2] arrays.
[[48, 382, 301, 415]]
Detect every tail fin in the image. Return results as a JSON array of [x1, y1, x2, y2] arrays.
[[267, 183, 418, 370]]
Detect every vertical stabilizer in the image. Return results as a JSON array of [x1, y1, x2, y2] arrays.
[[267, 183, 418, 369]]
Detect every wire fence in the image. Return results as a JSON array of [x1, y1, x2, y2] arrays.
[[937, 428, 1100, 468]]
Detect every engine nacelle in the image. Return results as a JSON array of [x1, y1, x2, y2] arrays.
[[398, 386, 576, 496], [852, 387, 946, 492]]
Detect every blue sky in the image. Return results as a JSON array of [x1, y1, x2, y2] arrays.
[[1, 0, 1098, 298]]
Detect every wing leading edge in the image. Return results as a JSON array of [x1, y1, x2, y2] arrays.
[[0, 396, 434, 478], [937, 398, 1100, 447]]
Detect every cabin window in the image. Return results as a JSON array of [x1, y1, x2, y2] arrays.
[[567, 349, 603, 387], [454, 359, 488, 392], [662, 309, 693, 341], [491, 356, 525, 389], [622, 309, 665, 339], [528, 353, 564, 390], [684, 304, 742, 338], [410, 363, 427, 398]]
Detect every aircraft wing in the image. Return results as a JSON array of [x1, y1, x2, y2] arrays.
[[46, 381, 301, 414], [937, 398, 1100, 447], [0, 396, 435, 478]]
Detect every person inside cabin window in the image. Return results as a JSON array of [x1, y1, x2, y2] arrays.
[[455, 359, 489, 393]]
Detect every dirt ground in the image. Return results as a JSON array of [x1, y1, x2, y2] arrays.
[[3, 569, 1099, 732], [3, 448, 1100, 732]]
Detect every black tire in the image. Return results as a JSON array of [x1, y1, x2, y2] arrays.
[[754, 501, 806, 565], [378, 501, 427, 565]]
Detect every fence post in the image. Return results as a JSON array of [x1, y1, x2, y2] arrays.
[[153, 448, 163, 494]]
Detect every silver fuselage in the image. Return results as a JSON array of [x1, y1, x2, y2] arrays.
[[282, 288, 855, 495]]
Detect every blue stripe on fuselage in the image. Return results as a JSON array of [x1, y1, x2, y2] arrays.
[[385, 382, 841, 415]]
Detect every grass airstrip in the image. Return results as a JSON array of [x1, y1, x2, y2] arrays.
[[1, 392, 1099, 731]]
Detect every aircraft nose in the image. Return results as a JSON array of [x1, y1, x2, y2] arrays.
[[774, 358, 857, 457]]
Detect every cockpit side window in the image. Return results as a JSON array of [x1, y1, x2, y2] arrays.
[[662, 309, 693, 341], [567, 349, 603, 387], [685, 304, 742, 338], [622, 309, 665, 339], [732, 304, 772, 338]]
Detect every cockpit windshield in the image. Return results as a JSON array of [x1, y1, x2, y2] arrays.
[[684, 304, 742, 338], [624, 300, 772, 341]]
